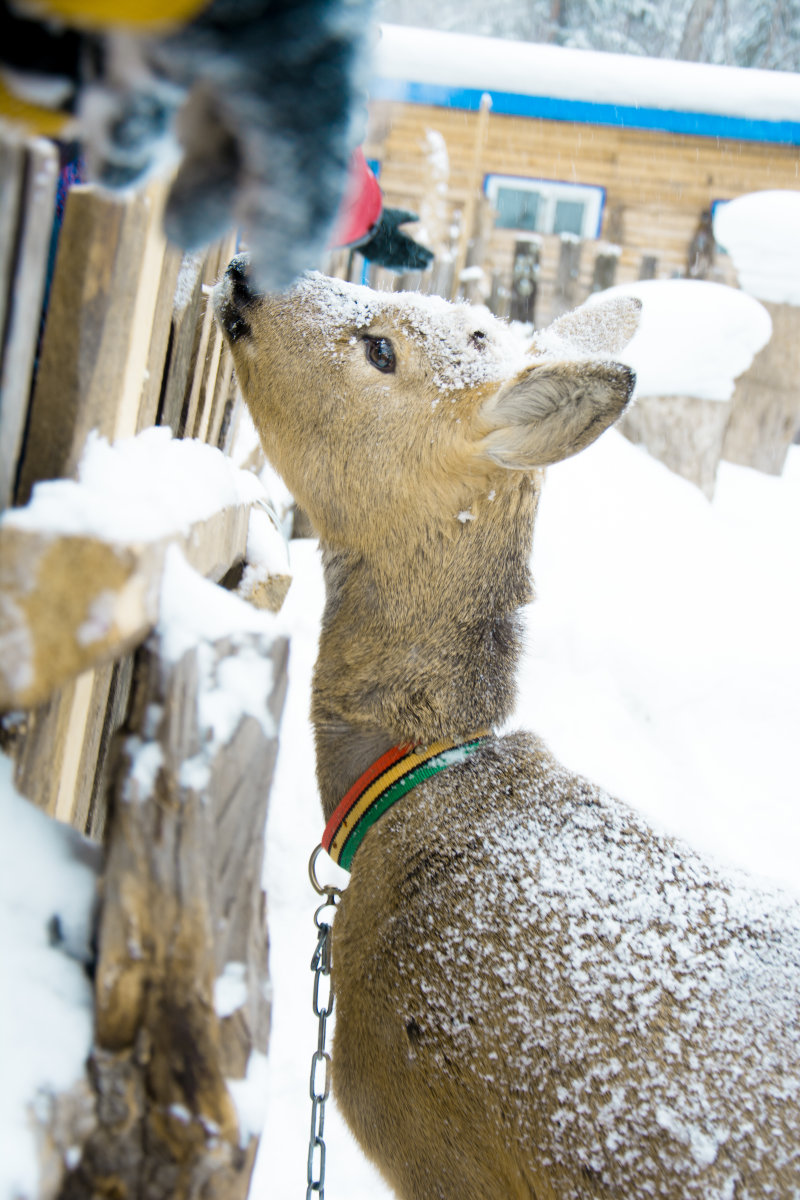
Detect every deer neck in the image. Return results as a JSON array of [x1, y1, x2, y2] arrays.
[[312, 477, 539, 816]]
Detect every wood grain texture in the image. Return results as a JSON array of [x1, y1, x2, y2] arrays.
[[62, 626, 288, 1200], [618, 394, 732, 498], [724, 302, 800, 474], [0, 135, 59, 510]]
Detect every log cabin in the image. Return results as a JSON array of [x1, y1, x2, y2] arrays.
[[362, 25, 800, 325]]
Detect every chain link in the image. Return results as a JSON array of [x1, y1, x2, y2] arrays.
[[307, 848, 342, 1199]]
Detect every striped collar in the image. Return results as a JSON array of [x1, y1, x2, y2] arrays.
[[322, 732, 489, 872]]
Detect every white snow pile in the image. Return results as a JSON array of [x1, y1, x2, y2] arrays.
[[156, 544, 280, 666], [588, 279, 772, 401], [228, 1051, 272, 1148], [0, 757, 99, 1199], [295, 272, 531, 393], [4, 425, 264, 542], [424, 128, 450, 183], [713, 190, 800, 305], [119, 545, 283, 801], [237, 505, 291, 607]]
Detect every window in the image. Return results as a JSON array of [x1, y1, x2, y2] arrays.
[[485, 175, 605, 239]]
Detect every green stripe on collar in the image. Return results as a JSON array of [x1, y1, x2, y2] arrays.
[[322, 732, 489, 872]]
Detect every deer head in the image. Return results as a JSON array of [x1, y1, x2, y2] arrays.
[[214, 261, 639, 555]]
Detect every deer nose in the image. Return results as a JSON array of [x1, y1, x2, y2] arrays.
[[225, 253, 254, 303], [213, 253, 256, 343]]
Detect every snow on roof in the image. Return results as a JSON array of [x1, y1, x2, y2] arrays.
[[587, 280, 772, 401], [713, 190, 800, 305], [373, 25, 800, 143]]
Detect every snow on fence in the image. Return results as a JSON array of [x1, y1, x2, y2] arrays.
[[0, 123, 290, 1199]]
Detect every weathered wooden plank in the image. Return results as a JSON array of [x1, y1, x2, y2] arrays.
[[157, 251, 207, 435], [184, 234, 237, 441], [551, 236, 583, 320], [15, 184, 151, 502], [509, 239, 539, 323], [205, 345, 235, 450], [4, 427, 293, 829], [0, 499, 253, 711], [0, 136, 59, 510], [0, 125, 25, 346], [234, 505, 291, 613], [723, 301, 800, 475], [12, 672, 84, 821], [83, 653, 136, 839], [181, 286, 218, 439], [10, 651, 129, 834], [138, 241, 185, 433], [112, 182, 172, 442], [192, 317, 225, 441], [591, 247, 620, 293], [618, 394, 731, 499], [63, 574, 288, 1200]]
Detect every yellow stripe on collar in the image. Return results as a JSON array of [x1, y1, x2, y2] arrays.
[[322, 732, 489, 872]]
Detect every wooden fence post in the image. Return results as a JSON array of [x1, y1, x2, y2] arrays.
[[510, 239, 540, 324], [61, 601, 288, 1199], [551, 235, 582, 320], [452, 93, 492, 300], [0, 132, 59, 510], [591, 248, 620, 293], [723, 300, 800, 475], [617, 395, 732, 499], [1, 125, 290, 1200]]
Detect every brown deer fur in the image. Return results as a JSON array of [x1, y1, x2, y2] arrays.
[[214, 262, 800, 1200]]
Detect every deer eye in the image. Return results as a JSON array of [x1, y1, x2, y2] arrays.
[[364, 336, 396, 373]]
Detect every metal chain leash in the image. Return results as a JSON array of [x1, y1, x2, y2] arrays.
[[307, 847, 342, 1199]]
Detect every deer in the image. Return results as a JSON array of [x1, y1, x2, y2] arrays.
[[213, 260, 800, 1200]]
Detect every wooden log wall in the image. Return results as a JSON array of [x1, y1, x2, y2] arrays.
[[0, 123, 288, 1199], [364, 99, 795, 317]]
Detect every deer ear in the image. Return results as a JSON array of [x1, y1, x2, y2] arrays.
[[534, 294, 642, 357], [481, 359, 635, 469]]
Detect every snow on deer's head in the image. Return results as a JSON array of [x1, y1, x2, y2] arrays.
[[214, 259, 640, 550]]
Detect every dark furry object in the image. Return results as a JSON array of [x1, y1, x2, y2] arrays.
[[1, 0, 376, 290], [149, 0, 376, 288], [359, 208, 435, 271]]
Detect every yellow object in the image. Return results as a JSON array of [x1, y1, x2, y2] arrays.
[[15, 0, 209, 31], [0, 78, 72, 136]]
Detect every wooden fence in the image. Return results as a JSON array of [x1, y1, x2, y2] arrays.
[[0, 122, 290, 1199]]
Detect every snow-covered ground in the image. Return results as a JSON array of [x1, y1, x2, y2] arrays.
[[250, 430, 800, 1199], [0, 763, 99, 1198]]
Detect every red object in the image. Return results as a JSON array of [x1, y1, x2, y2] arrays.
[[321, 741, 413, 853], [330, 146, 382, 248]]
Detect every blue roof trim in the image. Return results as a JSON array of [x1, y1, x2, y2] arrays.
[[371, 77, 800, 145]]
